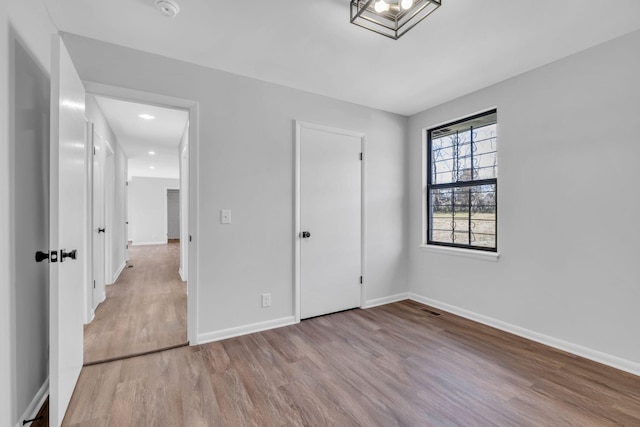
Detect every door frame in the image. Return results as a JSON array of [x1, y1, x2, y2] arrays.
[[84, 81, 199, 344], [294, 120, 367, 323]]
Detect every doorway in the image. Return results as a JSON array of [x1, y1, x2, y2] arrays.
[[295, 121, 365, 320], [166, 189, 180, 240], [83, 96, 190, 364]]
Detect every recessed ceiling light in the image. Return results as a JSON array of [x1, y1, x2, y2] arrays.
[[148, 151, 156, 155], [149, 166, 156, 169], [139, 114, 155, 120]]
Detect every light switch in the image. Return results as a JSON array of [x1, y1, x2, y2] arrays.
[[220, 209, 232, 224]]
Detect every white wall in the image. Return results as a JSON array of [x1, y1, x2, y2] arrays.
[[85, 95, 128, 282], [63, 33, 409, 340], [407, 30, 640, 373], [0, 4, 10, 426], [128, 176, 180, 245], [2, 1, 57, 425]]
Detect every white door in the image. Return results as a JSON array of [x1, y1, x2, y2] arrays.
[[92, 129, 105, 307], [104, 142, 114, 284], [50, 35, 86, 427], [297, 123, 362, 319], [167, 189, 180, 240]]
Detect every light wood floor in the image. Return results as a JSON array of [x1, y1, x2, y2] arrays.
[[65, 300, 640, 426], [83, 242, 187, 365]]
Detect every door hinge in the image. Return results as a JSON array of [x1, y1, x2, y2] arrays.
[[360, 276, 363, 284], [126, 244, 128, 249], [189, 235, 192, 242], [93, 146, 96, 156], [359, 152, 363, 161], [93, 280, 96, 289]]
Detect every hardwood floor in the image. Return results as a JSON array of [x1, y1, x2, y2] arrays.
[[83, 242, 187, 365], [65, 300, 640, 426]]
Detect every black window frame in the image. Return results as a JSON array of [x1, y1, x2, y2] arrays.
[[426, 109, 498, 252]]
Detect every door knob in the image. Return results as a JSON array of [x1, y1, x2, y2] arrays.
[[60, 249, 77, 262], [301, 231, 311, 238], [35, 251, 49, 262], [98, 228, 105, 233]]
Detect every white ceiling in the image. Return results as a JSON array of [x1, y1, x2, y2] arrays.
[[45, 0, 640, 116], [94, 96, 188, 179]]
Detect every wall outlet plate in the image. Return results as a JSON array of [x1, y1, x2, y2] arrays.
[[261, 293, 271, 307], [220, 209, 231, 224]]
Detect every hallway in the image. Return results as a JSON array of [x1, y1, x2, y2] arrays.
[[83, 242, 187, 365]]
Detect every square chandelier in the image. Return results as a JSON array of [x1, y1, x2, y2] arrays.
[[350, 0, 442, 40]]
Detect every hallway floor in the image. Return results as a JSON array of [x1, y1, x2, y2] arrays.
[[83, 241, 187, 365]]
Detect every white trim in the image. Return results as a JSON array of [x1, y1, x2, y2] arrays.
[[408, 293, 640, 377], [131, 240, 167, 246], [360, 136, 367, 308], [15, 377, 48, 427], [111, 260, 126, 284], [363, 293, 409, 309], [419, 244, 500, 261], [178, 267, 186, 282], [197, 316, 296, 345], [294, 121, 366, 322]]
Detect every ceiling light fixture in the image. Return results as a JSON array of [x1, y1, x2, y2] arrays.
[[138, 114, 155, 120], [155, 0, 180, 18], [149, 166, 156, 169], [350, 0, 442, 40], [148, 151, 156, 155]]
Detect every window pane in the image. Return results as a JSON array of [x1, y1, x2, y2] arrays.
[[429, 184, 496, 249], [430, 113, 497, 184]]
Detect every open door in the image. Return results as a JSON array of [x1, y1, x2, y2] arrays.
[[49, 35, 87, 426]]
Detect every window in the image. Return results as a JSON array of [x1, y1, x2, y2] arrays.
[[426, 109, 497, 251]]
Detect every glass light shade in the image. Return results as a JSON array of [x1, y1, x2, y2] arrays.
[[350, 0, 442, 40]]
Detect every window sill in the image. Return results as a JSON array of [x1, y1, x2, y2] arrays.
[[419, 245, 500, 262]]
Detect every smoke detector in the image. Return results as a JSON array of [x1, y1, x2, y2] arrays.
[[155, 0, 180, 18]]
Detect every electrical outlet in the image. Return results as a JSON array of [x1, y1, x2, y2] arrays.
[[261, 293, 271, 308], [220, 209, 231, 224]]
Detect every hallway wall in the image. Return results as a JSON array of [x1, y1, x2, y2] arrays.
[[128, 176, 180, 245], [179, 122, 188, 281], [63, 33, 409, 341]]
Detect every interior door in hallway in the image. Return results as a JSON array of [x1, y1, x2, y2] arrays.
[[50, 35, 87, 427], [298, 122, 363, 319], [92, 128, 105, 308], [167, 189, 180, 240]]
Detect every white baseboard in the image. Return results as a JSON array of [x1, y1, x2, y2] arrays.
[[408, 293, 640, 377], [363, 292, 409, 309], [197, 316, 297, 345], [15, 377, 48, 427], [131, 240, 166, 246], [111, 260, 127, 284], [178, 268, 186, 282]]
